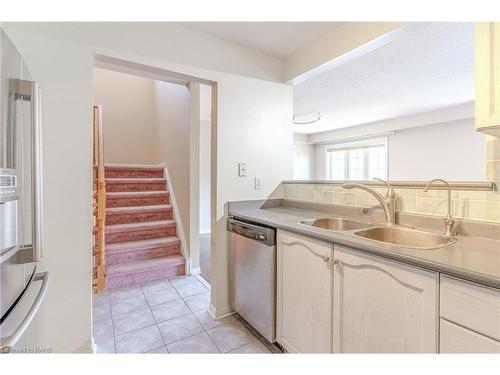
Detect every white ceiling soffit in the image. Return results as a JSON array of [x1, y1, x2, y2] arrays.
[[293, 22, 475, 134], [94, 55, 212, 86], [180, 22, 341, 59]]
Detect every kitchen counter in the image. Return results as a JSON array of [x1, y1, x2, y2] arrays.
[[228, 200, 500, 289]]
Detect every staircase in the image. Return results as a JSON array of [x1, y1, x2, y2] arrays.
[[95, 164, 186, 290]]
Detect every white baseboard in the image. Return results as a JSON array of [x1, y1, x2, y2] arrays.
[[190, 266, 201, 275], [208, 303, 234, 320], [196, 274, 211, 290]]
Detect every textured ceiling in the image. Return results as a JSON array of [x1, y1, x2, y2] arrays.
[[293, 22, 474, 134], [180, 22, 340, 59]]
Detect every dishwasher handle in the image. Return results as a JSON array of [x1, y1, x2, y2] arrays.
[[227, 218, 276, 246]]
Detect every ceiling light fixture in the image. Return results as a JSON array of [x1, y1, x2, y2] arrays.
[[293, 112, 322, 125]]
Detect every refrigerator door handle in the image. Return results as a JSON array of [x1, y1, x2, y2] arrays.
[[31, 82, 43, 262], [0, 271, 49, 353], [9, 79, 43, 263]]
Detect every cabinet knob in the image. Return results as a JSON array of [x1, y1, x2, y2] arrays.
[[323, 257, 339, 265]]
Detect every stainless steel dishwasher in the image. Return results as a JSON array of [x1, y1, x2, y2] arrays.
[[227, 217, 276, 343]]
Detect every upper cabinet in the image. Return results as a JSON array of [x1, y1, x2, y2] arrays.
[[475, 22, 500, 137]]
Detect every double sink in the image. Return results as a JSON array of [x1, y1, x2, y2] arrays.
[[300, 217, 455, 250]]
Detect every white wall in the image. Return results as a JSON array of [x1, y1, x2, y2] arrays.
[[308, 118, 486, 181], [94, 68, 158, 164], [2, 23, 293, 351], [199, 121, 211, 234], [199, 85, 211, 234], [388, 119, 485, 180], [154, 81, 191, 244], [293, 133, 314, 179]]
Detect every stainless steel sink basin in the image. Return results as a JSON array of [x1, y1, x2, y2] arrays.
[[354, 226, 455, 249], [300, 217, 372, 231]]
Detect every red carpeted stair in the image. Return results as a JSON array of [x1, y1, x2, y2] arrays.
[[97, 164, 185, 289]]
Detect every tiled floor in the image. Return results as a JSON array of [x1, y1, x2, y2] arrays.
[[92, 275, 271, 354]]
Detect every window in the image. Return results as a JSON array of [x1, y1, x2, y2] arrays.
[[326, 138, 387, 180]]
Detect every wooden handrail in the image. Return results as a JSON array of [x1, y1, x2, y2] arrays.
[[93, 105, 106, 292]]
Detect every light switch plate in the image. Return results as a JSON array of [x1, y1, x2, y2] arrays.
[[238, 163, 247, 177], [254, 177, 261, 190]]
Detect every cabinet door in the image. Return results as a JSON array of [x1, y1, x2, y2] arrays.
[[440, 319, 500, 353], [277, 230, 333, 353], [333, 246, 438, 353], [475, 22, 500, 136]]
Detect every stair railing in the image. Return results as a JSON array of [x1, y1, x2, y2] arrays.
[[93, 105, 106, 292]]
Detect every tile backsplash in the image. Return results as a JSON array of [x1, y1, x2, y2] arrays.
[[283, 136, 500, 223]]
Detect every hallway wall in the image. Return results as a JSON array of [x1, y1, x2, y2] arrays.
[[154, 80, 191, 248], [94, 68, 159, 164]]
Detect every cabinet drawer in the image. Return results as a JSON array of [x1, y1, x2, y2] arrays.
[[440, 275, 500, 341], [440, 319, 500, 353]]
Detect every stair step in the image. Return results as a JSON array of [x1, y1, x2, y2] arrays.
[[105, 178, 167, 192], [105, 237, 181, 265], [106, 255, 186, 289], [105, 220, 176, 244], [104, 164, 164, 178], [105, 204, 173, 224], [106, 191, 170, 207], [106, 236, 181, 254]]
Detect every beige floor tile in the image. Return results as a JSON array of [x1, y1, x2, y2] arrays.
[[108, 285, 142, 302], [151, 299, 191, 323], [229, 340, 272, 353], [92, 302, 111, 321], [111, 294, 148, 316], [174, 282, 208, 298], [169, 275, 201, 288], [95, 336, 116, 353], [207, 321, 256, 353], [184, 291, 210, 312], [93, 318, 114, 341], [115, 325, 164, 353], [147, 346, 168, 354], [157, 314, 204, 344], [143, 287, 181, 306], [167, 332, 220, 353], [140, 279, 173, 294], [112, 308, 156, 336]]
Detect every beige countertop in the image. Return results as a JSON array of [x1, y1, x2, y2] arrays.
[[228, 202, 500, 289]]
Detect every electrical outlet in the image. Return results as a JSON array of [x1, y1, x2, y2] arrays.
[[344, 192, 355, 206], [254, 177, 261, 190], [238, 162, 247, 177]]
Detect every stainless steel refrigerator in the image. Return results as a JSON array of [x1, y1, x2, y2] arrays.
[[0, 29, 48, 353]]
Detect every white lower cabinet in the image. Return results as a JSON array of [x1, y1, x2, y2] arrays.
[[276, 230, 333, 353], [440, 319, 500, 353], [439, 275, 500, 353], [275, 231, 499, 354], [333, 246, 439, 353]]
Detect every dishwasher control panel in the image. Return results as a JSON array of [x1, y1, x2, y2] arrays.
[[227, 218, 276, 246]]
